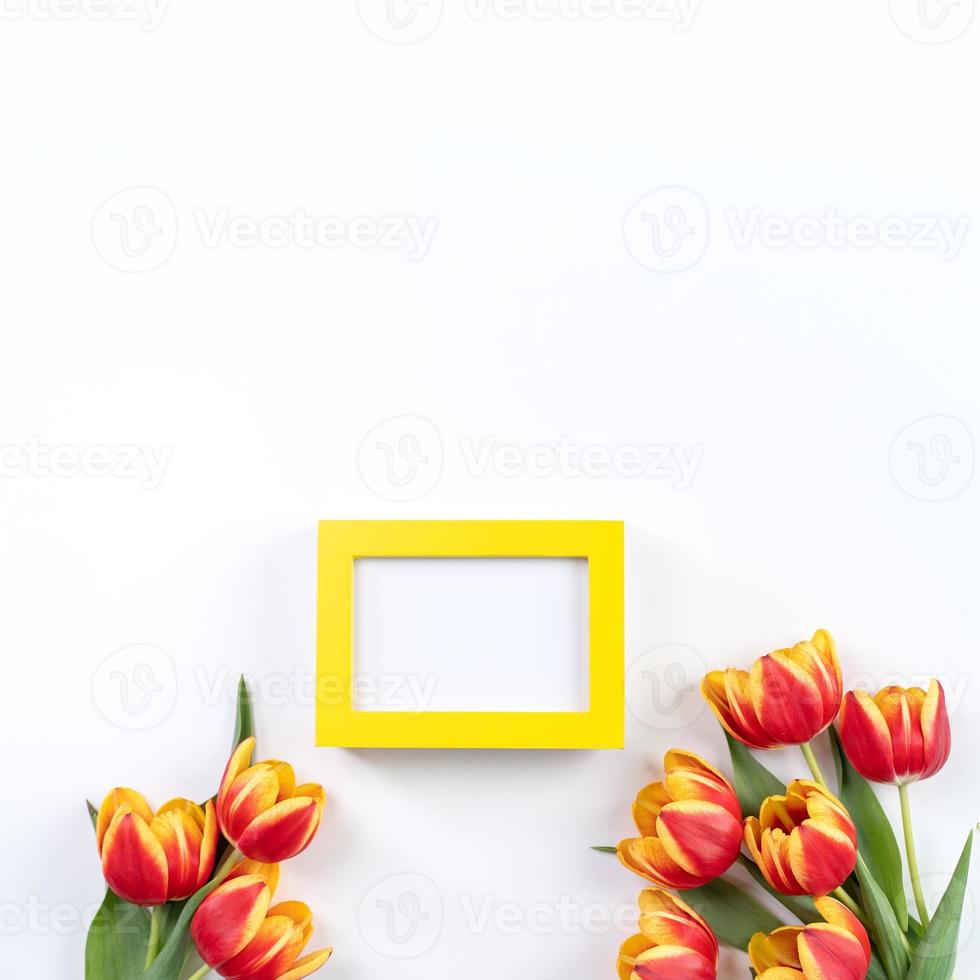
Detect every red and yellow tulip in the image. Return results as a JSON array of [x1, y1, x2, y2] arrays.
[[217, 737, 325, 863], [837, 678, 951, 785], [96, 788, 218, 907], [191, 857, 331, 979], [701, 630, 842, 749], [617, 889, 718, 980], [617, 750, 742, 890], [748, 896, 871, 979], [743, 780, 857, 897]]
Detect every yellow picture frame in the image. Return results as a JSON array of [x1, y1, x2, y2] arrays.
[[315, 520, 624, 749]]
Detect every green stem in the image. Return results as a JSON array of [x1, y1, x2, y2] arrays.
[[144, 905, 163, 971], [186, 967, 211, 980], [738, 854, 815, 923], [213, 845, 242, 881], [832, 887, 869, 926], [801, 740, 829, 788], [899, 782, 931, 927]]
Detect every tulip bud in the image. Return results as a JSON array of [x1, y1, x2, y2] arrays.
[[96, 789, 218, 907], [617, 889, 718, 980], [743, 780, 857, 897], [838, 678, 951, 785], [191, 866, 332, 980], [701, 629, 842, 749], [748, 896, 871, 979], [617, 750, 742, 890], [217, 737, 325, 863]]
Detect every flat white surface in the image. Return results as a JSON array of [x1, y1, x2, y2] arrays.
[[353, 557, 590, 712], [1, 4, 979, 978]]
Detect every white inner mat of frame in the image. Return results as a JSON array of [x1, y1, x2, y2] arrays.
[[352, 557, 590, 712]]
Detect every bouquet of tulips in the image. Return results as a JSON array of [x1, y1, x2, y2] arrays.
[[85, 679, 331, 980], [601, 630, 972, 980]]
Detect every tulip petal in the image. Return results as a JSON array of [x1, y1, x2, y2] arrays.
[[755, 969, 805, 979], [150, 806, 205, 900], [751, 651, 827, 746], [157, 797, 207, 832], [278, 948, 333, 980], [101, 807, 169, 907], [876, 686, 925, 781], [663, 750, 741, 822], [223, 765, 281, 843], [227, 858, 281, 896], [218, 913, 305, 980], [812, 897, 871, 968], [269, 902, 314, 948], [218, 736, 257, 817], [748, 927, 803, 971], [632, 781, 672, 837], [236, 795, 324, 864], [919, 678, 952, 781], [192, 875, 271, 968], [789, 821, 857, 896], [632, 945, 716, 980], [838, 690, 896, 783], [701, 668, 776, 749], [96, 788, 154, 852], [637, 889, 717, 965], [263, 760, 297, 802], [197, 800, 219, 889], [760, 829, 805, 895], [617, 837, 706, 890], [618, 934, 655, 980], [798, 922, 868, 979], [656, 800, 741, 879]]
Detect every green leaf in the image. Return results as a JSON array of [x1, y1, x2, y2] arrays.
[[855, 853, 910, 980], [591, 845, 617, 853], [866, 954, 890, 980], [85, 888, 150, 980], [87, 799, 99, 830], [738, 856, 822, 924], [906, 829, 974, 980], [829, 727, 908, 931], [142, 873, 227, 980], [723, 731, 785, 817], [232, 674, 255, 751], [680, 877, 784, 949]]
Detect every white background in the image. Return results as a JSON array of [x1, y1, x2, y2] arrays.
[[353, 557, 591, 712], [1, 1, 979, 977]]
